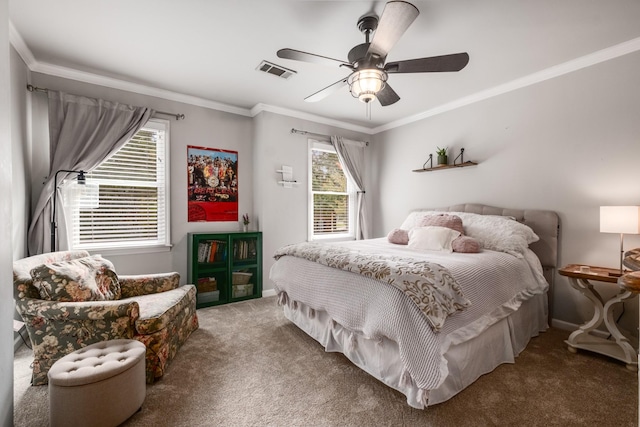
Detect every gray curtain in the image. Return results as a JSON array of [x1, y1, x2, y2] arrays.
[[331, 136, 369, 240], [28, 91, 154, 255]]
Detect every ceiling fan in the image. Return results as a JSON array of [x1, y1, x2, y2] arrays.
[[277, 0, 469, 107]]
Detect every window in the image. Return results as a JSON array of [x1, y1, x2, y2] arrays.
[[308, 139, 355, 241], [64, 119, 170, 253]]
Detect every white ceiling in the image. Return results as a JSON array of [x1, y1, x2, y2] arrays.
[[9, 0, 640, 131]]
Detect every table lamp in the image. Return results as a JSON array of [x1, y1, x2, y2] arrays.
[[600, 206, 640, 276]]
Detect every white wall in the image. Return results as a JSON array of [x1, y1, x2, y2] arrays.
[[9, 46, 31, 358], [28, 73, 253, 281], [11, 47, 30, 260], [372, 51, 640, 333], [1, 0, 14, 424], [253, 111, 371, 291]]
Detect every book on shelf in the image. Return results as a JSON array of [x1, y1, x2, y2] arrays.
[[233, 239, 256, 261], [197, 240, 227, 263]]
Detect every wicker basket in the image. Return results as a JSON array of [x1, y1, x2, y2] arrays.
[[197, 277, 217, 292], [232, 272, 252, 285]]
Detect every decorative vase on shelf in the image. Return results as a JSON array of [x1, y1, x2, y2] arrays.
[[436, 146, 448, 166], [241, 213, 250, 232]]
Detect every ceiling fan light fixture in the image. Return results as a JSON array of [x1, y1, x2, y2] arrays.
[[348, 69, 387, 103]]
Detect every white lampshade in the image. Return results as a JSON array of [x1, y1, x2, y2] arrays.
[[600, 206, 640, 234], [63, 180, 100, 209]]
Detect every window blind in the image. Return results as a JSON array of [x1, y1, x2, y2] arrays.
[[310, 146, 352, 237], [66, 121, 169, 250]]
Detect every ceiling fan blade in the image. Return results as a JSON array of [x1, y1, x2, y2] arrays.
[[385, 53, 470, 73], [377, 84, 400, 106], [367, 1, 419, 59], [305, 77, 349, 102], [277, 48, 350, 68]]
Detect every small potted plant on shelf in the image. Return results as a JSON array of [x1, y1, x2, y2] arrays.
[[436, 146, 448, 166], [242, 213, 250, 232]]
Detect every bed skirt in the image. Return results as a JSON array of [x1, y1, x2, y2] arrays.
[[282, 293, 548, 409]]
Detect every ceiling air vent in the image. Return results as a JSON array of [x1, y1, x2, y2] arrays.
[[256, 60, 296, 79]]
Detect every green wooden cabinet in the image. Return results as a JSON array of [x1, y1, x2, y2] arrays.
[[187, 232, 262, 308]]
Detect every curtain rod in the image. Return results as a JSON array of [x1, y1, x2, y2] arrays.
[[290, 128, 369, 146], [26, 84, 185, 120]]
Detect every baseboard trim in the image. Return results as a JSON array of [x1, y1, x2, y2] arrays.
[[262, 288, 277, 298]]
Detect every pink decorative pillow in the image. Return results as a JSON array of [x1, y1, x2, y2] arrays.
[[418, 214, 464, 235], [387, 228, 409, 245], [452, 236, 481, 253]]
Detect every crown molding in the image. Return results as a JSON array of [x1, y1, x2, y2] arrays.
[[9, 22, 253, 118], [9, 22, 364, 131], [32, 61, 254, 117], [372, 36, 640, 134], [250, 103, 374, 135], [9, 20, 36, 68]]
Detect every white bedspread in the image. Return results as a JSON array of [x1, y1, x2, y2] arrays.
[[273, 241, 470, 331], [269, 238, 548, 399]]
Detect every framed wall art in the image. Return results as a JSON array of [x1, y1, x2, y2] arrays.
[[187, 146, 238, 222]]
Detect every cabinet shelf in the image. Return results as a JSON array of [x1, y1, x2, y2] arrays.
[[412, 161, 478, 173], [197, 261, 227, 268], [233, 260, 258, 267], [188, 232, 262, 308], [197, 265, 227, 272]]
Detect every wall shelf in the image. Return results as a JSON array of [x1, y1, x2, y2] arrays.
[[276, 165, 298, 188], [412, 161, 478, 173]]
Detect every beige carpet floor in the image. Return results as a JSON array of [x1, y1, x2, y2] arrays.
[[14, 296, 638, 426]]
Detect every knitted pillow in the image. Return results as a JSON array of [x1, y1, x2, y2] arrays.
[[418, 214, 464, 235], [30, 255, 121, 302], [452, 235, 481, 253], [387, 228, 409, 245]]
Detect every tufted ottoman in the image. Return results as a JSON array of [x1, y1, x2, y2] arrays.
[[48, 339, 147, 427]]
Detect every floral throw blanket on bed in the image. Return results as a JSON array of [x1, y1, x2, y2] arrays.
[[273, 242, 471, 331]]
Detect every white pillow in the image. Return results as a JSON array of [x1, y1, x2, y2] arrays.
[[454, 212, 538, 257], [408, 226, 461, 253]]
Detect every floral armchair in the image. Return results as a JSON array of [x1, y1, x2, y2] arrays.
[[14, 250, 199, 385]]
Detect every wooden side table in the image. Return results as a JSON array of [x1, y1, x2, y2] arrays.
[[619, 271, 640, 294], [559, 264, 638, 370]]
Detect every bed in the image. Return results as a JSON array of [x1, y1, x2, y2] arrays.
[[269, 203, 559, 409]]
